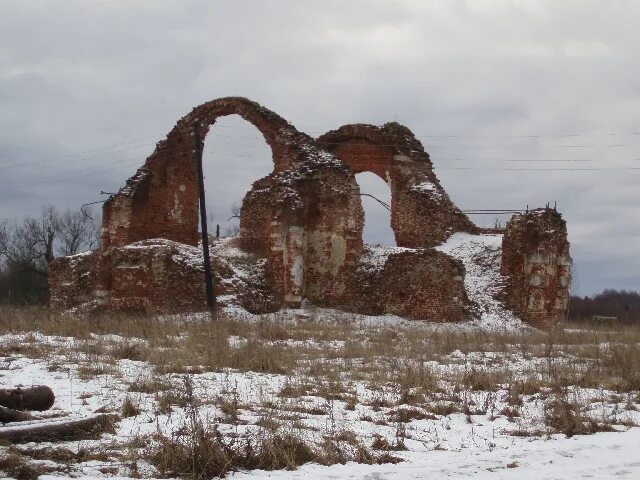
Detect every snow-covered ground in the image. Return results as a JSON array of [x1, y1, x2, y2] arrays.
[[1, 307, 639, 479], [232, 427, 640, 480], [435, 232, 527, 331], [0, 234, 635, 479]]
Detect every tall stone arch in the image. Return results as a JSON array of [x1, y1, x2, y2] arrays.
[[318, 123, 477, 248], [49, 98, 571, 327], [102, 97, 318, 250], [98, 97, 363, 308]]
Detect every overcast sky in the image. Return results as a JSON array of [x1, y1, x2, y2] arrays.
[[1, 0, 639, 296]]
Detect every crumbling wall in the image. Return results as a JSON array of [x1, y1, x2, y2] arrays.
[[501, 208, 571, 328], [98, 97, 364, 310], [49, 251, 98, 311], [50, 96, 571, 328], [318, 123, 478, 248], [101, 97, 317, 251], [51, 237, 282, 315], [105, 239, 206, 312], [346, 246, 468, 321]]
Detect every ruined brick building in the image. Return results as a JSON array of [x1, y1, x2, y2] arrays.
[[50, 97, 571, 328]]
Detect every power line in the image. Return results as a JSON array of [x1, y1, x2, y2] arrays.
[[4, 125, 640, 174], [1, 139, 160, 171], [214, 137, 636, 149], [5, 123, 640, 172], [209, 121, 640, 138], [3, 125, 640, 197], [4, 146, 640, 197], [360, 193, 391, 212], [0, 155, 145, 195]]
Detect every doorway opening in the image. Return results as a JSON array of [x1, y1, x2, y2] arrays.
[[355, 172, 396, 246], [201, 115, 273, 238]]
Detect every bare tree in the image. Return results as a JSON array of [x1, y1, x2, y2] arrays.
[[228, 201, 241, 221], [223, 224, 241, 237], [58, 207, 100, 256], [0, 205, 100, 304], [223, 202, 241, 237], [0, 205, 99, 275], [0, 207, 55, 276]]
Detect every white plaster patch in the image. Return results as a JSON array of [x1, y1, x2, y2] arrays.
[[169, 192, 183, 223], [290, 256, 304, 289]]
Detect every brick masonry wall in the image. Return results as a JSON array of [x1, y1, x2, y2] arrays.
[[49, 97, 571, 328], [344, 247, 468, 321], [96, 97, 365, 312], [501, 208, 571, 328], [318, 123, 478, 248], [49, 251, 99, 311]]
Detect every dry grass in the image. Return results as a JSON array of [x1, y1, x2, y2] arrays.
[[127, 377, 172, 394], [3, 306, 640, 405], [144, 376, 399, 479], [0, 452, 47, 480], [544, 395, 616, 437], [122, 396, 142, 418], [2, 305, 640, 477]]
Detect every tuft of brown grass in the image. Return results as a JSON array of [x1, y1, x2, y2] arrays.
[[387, 407, 436, 423], [122, 396, 142, 418], [544, 396, 616, 437], [0, 452, 46, 480], [110, 341, 148, 361], [462, 368, 508, 392], [371, 434, 408, 452]]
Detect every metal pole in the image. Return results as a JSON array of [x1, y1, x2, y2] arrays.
[[194, 123, 215, 309]]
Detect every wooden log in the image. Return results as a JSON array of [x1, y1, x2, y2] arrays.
[[0, 405, 31, 423], [0, 414, 117, 443], [0, 385, 55, 411]]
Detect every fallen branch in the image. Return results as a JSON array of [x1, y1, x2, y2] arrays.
[[0, 414, 117, 443], [0, 385, 55, 411], [0, 405, 31, 423]]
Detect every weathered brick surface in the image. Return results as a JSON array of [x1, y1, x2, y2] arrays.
[[98, 97, 364, 310], [49, 251, 98, 311], [501, 208, 571, 328], [345, 246, 468, 321], [52, 237, 281, 314], [104, 240, 205, 312], [50, 97, 571, 327], [318, 123, 478, 248]]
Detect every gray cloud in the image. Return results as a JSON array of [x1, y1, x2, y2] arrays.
[[1, 0, 639, 295]]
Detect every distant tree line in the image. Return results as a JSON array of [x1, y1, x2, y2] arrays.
[[0, 205, 99, 305], [569, 289, 640, 324]]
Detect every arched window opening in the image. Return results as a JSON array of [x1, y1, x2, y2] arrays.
[[201, 115, 273, 237], [355, 172, 396, 246]]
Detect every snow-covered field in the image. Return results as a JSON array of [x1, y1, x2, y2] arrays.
[[1, 306, 639, 479], [233, 427, 640, 480]]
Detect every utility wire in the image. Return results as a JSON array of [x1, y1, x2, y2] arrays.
[[360, 193, 391, 212], [4, 139, 637, 178], [3, 125, 640, 196], [3, 125, 640, 173], [1, 139, 160, 171], [4, 146, 640, 197]]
